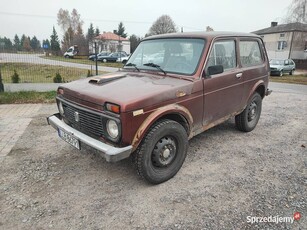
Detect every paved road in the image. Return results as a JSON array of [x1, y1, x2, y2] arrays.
[[270, 82, 307, 95], [0, 53, 118, 73]]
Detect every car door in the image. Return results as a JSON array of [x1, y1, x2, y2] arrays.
[[202, 38, 244, 126], [284, 59, 291, 73], [238, 38, 268, 102]]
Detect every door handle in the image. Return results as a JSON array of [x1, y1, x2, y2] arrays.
[[236, 73, 242, 79]]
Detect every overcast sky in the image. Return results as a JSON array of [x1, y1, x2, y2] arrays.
[[0, 0, 292, 41]]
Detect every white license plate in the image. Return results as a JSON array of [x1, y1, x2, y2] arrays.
[[58, 129, 80, 150]]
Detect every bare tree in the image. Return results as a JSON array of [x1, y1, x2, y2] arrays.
[[71, 9, 83, 32], [206, 26, 214, 32], [147, 15, 177, 36], [57, 8, 84, 50], [57, 9, 70, 32], [285, 0, 307, 23]]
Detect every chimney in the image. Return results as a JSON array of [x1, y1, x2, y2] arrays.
[[271, 22, 278, 27], [113, 30, 117, 34]]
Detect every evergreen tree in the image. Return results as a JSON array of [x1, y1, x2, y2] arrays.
[[129, 34, 141, 53], [87, 23, 95, 53], [30, 36, 40, 51], [14, 34, 20, 51], [87, 23, 95, 41], [20, 34, 26, 51], [95, 27, 100, 36], [116, 22, 127, 38], [0, 37, 13, 51], [50, 26, 61, 55]]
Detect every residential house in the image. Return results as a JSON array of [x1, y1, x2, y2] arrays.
[[91, 31, 130, 54], [253, 22, 307, 60]]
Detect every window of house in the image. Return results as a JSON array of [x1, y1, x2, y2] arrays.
[[239, 40, 263, 67], [207, 40, 236, 71], [277, 41, 287, 50], [280, 33, 285, 38]]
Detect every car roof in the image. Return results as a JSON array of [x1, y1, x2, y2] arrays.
[[143, 31, 261, 41]]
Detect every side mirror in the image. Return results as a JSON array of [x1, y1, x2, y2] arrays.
[[207, 65, 224, 76]]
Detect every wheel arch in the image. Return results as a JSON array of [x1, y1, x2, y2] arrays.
[[131, 104, 193, 151], [248, 80, 266, 100]]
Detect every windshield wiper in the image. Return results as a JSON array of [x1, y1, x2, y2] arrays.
[[143, 63, 166, 75], [125, 63, 140, 72]]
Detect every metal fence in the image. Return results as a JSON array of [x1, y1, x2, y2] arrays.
[[0, 49, 121, 85]]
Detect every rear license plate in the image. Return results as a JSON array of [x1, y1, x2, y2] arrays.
[[58, 129, 80, 150]]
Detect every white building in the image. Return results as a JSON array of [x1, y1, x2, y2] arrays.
[[91, 32, 130, 54], [253, 22, 307, 60]]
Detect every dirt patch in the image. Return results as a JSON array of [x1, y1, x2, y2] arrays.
[[0, 93, 306, 229]]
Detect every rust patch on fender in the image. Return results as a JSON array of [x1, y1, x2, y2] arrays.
[[131, 104, 193, 150]]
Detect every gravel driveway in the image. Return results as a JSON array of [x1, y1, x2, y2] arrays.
[[0, 85, 306, 229]]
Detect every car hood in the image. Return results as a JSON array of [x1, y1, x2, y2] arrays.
[[270, 64, 282, 69], [59, 71, 194, 112]]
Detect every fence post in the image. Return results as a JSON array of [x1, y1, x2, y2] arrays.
[[95, 42, 98, 75], [0, 64, 4, 92]]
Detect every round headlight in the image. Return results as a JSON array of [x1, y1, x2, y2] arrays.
[[58, 101, 64, 115], [106, 120, 119, 139]]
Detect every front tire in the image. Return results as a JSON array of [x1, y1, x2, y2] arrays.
[[279, 70, 283, 77], [235, 92, 262, 132], [134, 120, 188, 184]]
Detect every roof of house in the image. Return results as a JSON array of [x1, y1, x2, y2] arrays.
[[95, 32, 128, 41], [252, 22, 307, 35]]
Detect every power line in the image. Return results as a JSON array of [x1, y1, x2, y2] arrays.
[[0, 11, 204, 31], [0, 11, 152, 24]]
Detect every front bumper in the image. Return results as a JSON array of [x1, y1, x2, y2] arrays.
[[47, 113, 132, 162], [266, 88, 272, 96]]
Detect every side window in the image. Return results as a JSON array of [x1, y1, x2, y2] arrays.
[[239, 40, 263, 67], [207, 40, 236, 71]]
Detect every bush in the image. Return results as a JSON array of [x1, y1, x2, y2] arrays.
[[11, 70, 20, 83], [53, 72, 62, 83], [87, 70, 92, 77]]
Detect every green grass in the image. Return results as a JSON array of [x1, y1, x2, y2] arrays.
[[1, 63, 106, 83], [270, 74, 307, 85], [0, 91, 56, 104], [41, 55, 124, 68]]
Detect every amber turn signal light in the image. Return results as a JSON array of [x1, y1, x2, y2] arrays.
[[105, 103, 120, 114]]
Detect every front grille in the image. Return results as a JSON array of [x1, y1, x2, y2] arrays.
[[62, 102, 105, 139]]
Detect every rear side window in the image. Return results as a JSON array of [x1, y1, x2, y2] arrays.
[[239, 41, 263, 67], [207, 40, 236, 71]]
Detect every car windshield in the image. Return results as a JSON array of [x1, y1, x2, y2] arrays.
[[125, 38, 205, 75], [270, 59, 284, 65]]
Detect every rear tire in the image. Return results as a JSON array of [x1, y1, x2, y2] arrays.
[[235, 92, 262, 132], [134, 120, 188, 184], [289, 69, 294, 75]]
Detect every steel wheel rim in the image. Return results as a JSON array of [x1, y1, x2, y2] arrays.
[[248, 101, 258, 122], [151, 136, 177, 168]]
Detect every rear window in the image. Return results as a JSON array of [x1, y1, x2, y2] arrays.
[[239, 41, 263, 67]]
